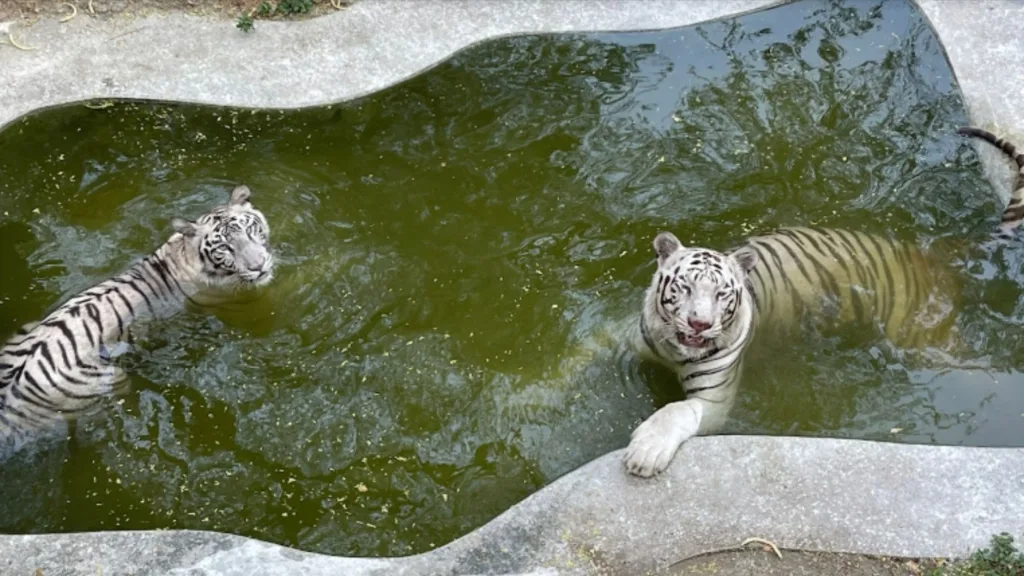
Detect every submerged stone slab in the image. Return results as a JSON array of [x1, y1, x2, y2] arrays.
[[2, 437, 1023, 575], [2, 0, 1024, 575]]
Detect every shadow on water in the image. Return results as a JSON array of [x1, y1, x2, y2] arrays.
[[1, 0, 1022, 558]]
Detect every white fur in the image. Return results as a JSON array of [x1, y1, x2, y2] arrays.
[[623, 232, 757, 477], [0, 186, 274, 459]]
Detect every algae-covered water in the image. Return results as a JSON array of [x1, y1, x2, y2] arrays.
[[1, 0, 1022, 557]]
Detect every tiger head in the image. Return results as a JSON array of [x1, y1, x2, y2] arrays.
[[643, 231, 758, 361], [171, 185, 274, 290]]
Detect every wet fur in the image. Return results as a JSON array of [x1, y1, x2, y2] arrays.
[[623, 127, 1024, 477], [0, 185, 273, 459]]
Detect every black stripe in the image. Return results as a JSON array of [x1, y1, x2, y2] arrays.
[[658, 273, 673, 307], [108, 286, 137, 318], [799, 228, 865, 323], [4, 346, 37, 357], [85, 303, 106, 342], [35, 342, 57, 373], [687, 367, 741, 394], [744, 273, 762, 314], [81, 316, 97, 349], [748, 243, 779, 301], [105, 295, 126, 338], [46, 319, 91, 369], [135, 263, 170, 303], [152, 255, 199, 306], [1, 401, 48, 427], [38, 364, 99, 399], [54, 364, 90, 386], [129, 268, 163, 303], [890, 241, 920, 322], [19, 371, 53, 404], [863, 233, 897, 326], [682, 356, 740, 383], [145, 256, 179, 298], [640, 317, 659, 358], [828, 229, 874, 285], [836, 230, 882, 316], [777, 229, 851, 323], [777, 231, 842, 299], [14, 388, 57, 414], [111, 278, 156, 316], [751, 240, 803, 311], [56, 340, 73, 370]]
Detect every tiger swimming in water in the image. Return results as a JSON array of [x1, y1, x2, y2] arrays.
[[622, 126, 1024, 477], [0, 185, 273, 460]]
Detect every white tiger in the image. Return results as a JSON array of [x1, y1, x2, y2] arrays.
[[0, 185, 273, 460], [622, 126, 1024, 477]]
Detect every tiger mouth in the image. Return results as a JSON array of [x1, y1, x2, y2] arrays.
[[677, 332, 709, 348], [244, 269, 273, 285]]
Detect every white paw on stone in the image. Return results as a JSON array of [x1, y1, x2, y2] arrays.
[[623, 402, 700, 478]]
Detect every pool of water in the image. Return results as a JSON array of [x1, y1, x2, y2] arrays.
[[2, 0, 1023, 558]]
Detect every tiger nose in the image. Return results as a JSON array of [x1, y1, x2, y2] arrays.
[[246, 257, 266, 272], [688, 318, 711, 333]]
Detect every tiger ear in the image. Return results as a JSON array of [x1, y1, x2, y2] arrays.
[[230, 185, 252, 206], [730, 246, 759, 274], [653, 231, 682, 265], [172, 218, 198, 237]]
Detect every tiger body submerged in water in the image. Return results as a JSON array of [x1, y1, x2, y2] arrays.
[[0, 185, 273, 459], [623, 126, 1024, 477]]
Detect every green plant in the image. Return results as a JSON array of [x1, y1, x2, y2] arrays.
[[276, 0, 313, 15], [235, 13, 255, 32], [256, 1, 274, 16], [929, 534, 1024, 576]]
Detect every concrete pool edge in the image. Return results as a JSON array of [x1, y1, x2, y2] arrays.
[[2, 437, 1023, 576], [2, 0, 1024, 574], [0, 0, 781, 132]]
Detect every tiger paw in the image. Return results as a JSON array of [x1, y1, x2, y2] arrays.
[[623, 402, 701, 478]]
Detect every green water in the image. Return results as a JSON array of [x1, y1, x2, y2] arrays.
[[2, 0, 1023, 557]]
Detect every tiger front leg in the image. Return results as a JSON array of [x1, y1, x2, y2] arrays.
[[623, 398, 706, 478]]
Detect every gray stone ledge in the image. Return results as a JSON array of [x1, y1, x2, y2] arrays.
[[0, 0, 779, 132], [2, 437, 1023, 576], [2, 1, 1024, 575]]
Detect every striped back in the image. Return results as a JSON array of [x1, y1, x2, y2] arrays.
[[734, 227, 958, 349]]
